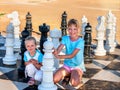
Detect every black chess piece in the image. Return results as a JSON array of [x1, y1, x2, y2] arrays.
[[61, 11, 67, 36], [18, 27, 30, 78], [84, 23, 93, 63], [39, 23, 50, 54], [25, 12, 33, 36]]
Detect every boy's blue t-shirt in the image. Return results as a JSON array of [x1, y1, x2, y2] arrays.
[[61, 35, 86, 71], [24, 49, 43, 63]]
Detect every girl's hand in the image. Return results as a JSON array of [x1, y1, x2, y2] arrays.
[[30, 59, 37, 65], [53, 48, 57, 55]]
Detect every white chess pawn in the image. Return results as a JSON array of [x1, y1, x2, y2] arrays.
[[50, 28, 61, 69], [38, 39, 57, 90]]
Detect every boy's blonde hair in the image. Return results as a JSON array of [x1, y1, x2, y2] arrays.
[[68, 19, 80, 28], [25, 36, 37, 45]]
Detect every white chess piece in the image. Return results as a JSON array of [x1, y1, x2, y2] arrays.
[[7, 11, 21, 50], [3, 23, 17, 65], [50, 28, 61, 69], [105, 10, 116, 52], [94, 16, 106, 56], [81, 15, 88, 38], [38, 39, 57, 90]]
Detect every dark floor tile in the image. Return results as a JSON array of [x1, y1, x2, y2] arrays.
[[23, 85, 38, 90], [104, 61, 120, 70], [0, 50, 5, 57], [79, 79, 120, 90], [0, 69, 26, 83], [94, 54, 119, 61], [116, 45, 120, 49], [83, 68, 101, 78], [0, 58, 17, 68]]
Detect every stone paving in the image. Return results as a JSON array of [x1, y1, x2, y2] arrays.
[[0, 44, 120, 90]]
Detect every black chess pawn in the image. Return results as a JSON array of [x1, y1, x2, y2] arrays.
[[84, 23, 93, 63], [25, 12, 33, 36], [61, 11, 67, 36]]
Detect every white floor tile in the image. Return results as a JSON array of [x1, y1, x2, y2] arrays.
[[0, 79, 18, 90], [91, 70, 120, 82], [85, 60, 111, 69], [0, 67, 15, 75], [13, 81, 28, 90]]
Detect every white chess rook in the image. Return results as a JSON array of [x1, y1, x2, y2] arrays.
[[3, 23, 17, 65], [38, 39, 57, 90], [50, 28, 61, 69]]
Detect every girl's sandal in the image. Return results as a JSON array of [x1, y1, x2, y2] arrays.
[[74, 81, 83, 89], [28, 78, 35, 86]]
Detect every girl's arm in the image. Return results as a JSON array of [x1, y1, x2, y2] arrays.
[[55, 48, 80, 59], [53, 44, 64, 55], [24, 60, 32, 66], [34, 62, 42, 70], [30, 59, 42, 70]]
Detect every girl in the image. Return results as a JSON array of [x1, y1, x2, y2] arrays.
[[24, 36, 43, 85], [53, 19, 86, 89]]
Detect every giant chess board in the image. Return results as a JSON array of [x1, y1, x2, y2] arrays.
[[0, 43, 120, 90]]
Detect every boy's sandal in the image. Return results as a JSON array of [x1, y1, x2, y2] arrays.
[[28, 78, 35, 86]]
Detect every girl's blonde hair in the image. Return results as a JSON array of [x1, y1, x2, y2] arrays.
[[25, 36, 37, 45], [68, 19, 80, 28]]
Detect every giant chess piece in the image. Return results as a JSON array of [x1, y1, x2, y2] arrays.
[[61, 11, 67, 36], [7, 11, 21, 50], [50, 28, 62, 69], [39, 23, 50, 54], [25, 12, 33, 36], [38, 39, 57, 90], [18, 27, 30, 78], [3, 23, 17, 65], [105, 10, 116, 52], [112, 15, 117, 47], [84, 23, 93, 63], [94, 16, 106, 56], [0, 32, 6, 53], [0, 32, 5, 47], [81, 15, 88, 38]]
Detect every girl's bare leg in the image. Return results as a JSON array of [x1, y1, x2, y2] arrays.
[[70, 69, 83, 87], [53, 67, 69, 83]]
